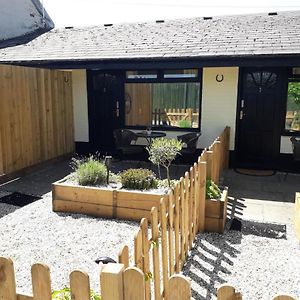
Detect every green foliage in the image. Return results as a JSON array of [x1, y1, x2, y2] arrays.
[[206, 179, 221, 200], [157, 179, 178, 190], [120, 168, 157, 190], [71, 155, 107, 186], [144, 271, 153, 281], [178, 119, 192, 128], [147, 138, 183, 187], [288, 82, 300, 105], [51, 287, 101, 300]]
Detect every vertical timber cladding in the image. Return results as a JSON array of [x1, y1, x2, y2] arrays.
[[0, 64, 74, 175]]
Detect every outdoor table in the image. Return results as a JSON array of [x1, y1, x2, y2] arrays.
[[136, 131, 166, 145]]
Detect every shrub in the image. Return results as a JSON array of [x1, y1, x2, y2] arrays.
[[52, 287, 101, 300], [71, 155, 107, 186], [206, 179, 221, 200], [120, 168, 157, 190], [147, 138, 183, 187], [178, 119, 192, 128], [157, 179, 178, 190]]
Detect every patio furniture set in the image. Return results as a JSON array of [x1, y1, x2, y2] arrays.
[[113, 128, 201, 158]]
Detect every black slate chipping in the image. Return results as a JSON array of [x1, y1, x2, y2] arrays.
[[0, 192, 41, 207]]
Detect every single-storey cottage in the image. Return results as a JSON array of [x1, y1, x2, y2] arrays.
[[0, 10, 299, 173]]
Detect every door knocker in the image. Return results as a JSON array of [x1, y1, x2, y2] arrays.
[[216, 74, 224, 82]]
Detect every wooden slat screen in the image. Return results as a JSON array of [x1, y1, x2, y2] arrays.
[[0, 65, 74, 175]]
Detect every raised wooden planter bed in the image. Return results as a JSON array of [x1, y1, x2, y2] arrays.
[[52, 176, 168, 222], [295, 192, 300, 241], [204, 187, 228, 233]]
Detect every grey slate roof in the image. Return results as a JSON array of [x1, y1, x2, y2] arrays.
[[0, 10, 300, 63]]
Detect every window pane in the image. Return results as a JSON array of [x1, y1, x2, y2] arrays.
[[292, 67, 300, 75], [125, 82, 200, 128], [164, 69, 198, 79], [285, 82, 300, 132], [126, 70, 157, 79]]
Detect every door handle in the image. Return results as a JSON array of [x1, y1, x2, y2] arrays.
[[114, 100, 120, 117], [240, 110, 245, 120]]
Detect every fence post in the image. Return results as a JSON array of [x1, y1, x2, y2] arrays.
[[206, 150, 214, 181], [169, 274, 191, 300], [217, 284, 242, 300], [197, 161, 206, 233], [193, 162, 199, 237], [101, 263, 124, 300], [214, 140, 221, 184], [160, 198, 169, 299], [0, 257, 17, 300], [123, 267, 145, 300], [141, 218, 150, 300], [70, 270, 90, 300], [31, 263, 52, 300], [118, 245, 129, 269], [151, 206, 161, 299], [273, 295, 296, 300]]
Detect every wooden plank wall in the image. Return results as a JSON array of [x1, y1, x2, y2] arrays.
[[0, 64, 74, 175], [125, 84, 152, 126]]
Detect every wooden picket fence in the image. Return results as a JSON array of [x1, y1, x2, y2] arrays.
[[0, 126, 297, 300], [118, 126, 230, 300], [152, 108, 199, 127], [0, 257, 296, 300], [0, 257, 191, 300], [217, 285, 296, 300]]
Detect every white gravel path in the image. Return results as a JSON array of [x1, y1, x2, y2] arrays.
[[0, 193, 138, 295], [183, 221, 300, 300]]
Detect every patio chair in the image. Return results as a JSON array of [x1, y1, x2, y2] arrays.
[[177, 132, 201, 156], [291, 137, 300, 161], [113, 129, 144, 157]]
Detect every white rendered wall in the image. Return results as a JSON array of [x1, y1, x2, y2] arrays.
[[200, 67, 239, 150], [72, 70, 89, 142]]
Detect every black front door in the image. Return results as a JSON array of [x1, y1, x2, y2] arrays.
[[88, 71, 123, 153], [236, 68, 283, 168]]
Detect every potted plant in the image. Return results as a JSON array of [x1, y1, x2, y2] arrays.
[[205, 179, 228, 233]]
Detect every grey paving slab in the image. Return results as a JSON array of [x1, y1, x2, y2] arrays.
[[223, 169, 300, 225]]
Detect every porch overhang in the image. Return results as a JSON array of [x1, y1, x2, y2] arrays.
[[2, 53, 300, 70]]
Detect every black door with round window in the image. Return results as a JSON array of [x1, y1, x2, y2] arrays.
[[236, 68, 283, 168]]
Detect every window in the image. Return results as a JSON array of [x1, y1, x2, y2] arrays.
[[124, 69, 201, 130], [126, 70, 157, 79], [163, 69, 198, 79], [285, 68, 300, 133]]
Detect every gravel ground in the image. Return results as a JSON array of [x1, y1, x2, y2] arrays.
[[183, 221, 300, 300], [0, 193, 138, 295]]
